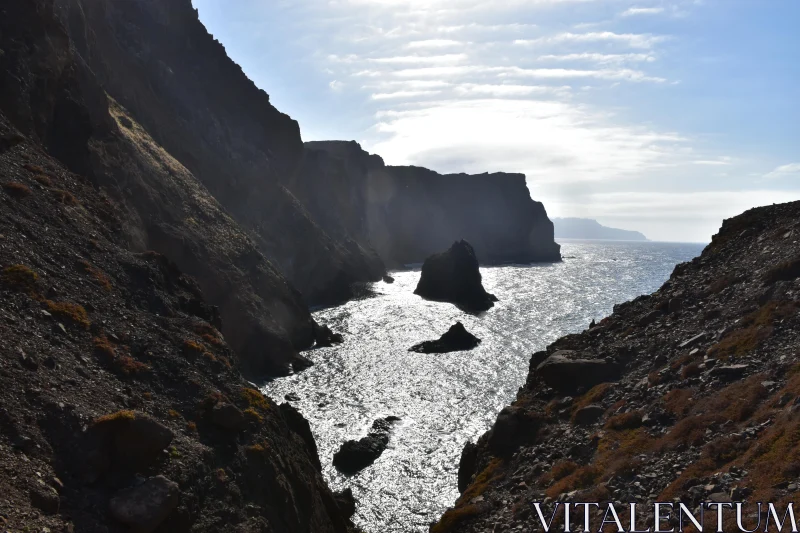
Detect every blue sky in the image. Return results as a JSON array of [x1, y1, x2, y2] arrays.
[[191, 0, 799, 242]]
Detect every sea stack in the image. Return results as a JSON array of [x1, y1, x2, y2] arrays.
[[414, 241, 498, 312], [409, 322, 481, 353]]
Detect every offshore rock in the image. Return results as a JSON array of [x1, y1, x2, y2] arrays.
[[414, 241, 498, 312], [333, 417, 398, 475], [409, 322, 481, 354]]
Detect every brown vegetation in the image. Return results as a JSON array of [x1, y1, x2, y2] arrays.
[[2, 182, 32, 198]]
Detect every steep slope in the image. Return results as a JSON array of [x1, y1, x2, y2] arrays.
[[52, 0, 385, 305], [434, 202, 800, 532], [306, 141, 562, 266], [0, 113, 355, 531], [553, 217, 649, 241], [0, 0, 334, 376]]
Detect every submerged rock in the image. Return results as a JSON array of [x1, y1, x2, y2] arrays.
[[333, 417, 398, 475], [414, 240, 497, 312], [314, 323, 344, 348], [409, 322, 481, 353], [383, 274, 395, 284]]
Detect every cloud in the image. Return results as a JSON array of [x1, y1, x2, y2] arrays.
[[406, 39, 465, 49], [537, 52, 656, 64], [453, 83, 571, 97], [764, 163, 800, 180], [371, 90, 442, 100], [515, 32, 668, 49], [366, 54, 468, 64], [329, 80, 344, 91], [621, 6, 666, 17], [366, 97, 688, 183]]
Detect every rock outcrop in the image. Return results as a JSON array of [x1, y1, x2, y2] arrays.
[[306, 141, 562, 267], [409, 322, 481, 354], [333, 417, 399, 475], [415, 241, 498, 312], [432, 201, 800, 533]]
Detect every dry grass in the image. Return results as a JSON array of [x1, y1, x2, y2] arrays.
[[663, 389, 694, 417], [79, 260, 112, 291], [93, 410, 136, 426], [680, 362, 702, 379], [546, 465, 603, 498], [708, 301, 797, 359], [763, 256, 800, 284], [186, 421, 198, 433], [46, 300, 90, 329], [168, 409, 182, 419], [2, 182, 32, 198], [32, 174, 52, 187], [241, 388, 270, 411], [52, 189, 78, 206], [2, 265, 38, 291], [243, 407, 264, 424], [572, 383, 613, 413], [604, 411, 642, 431], [431, 505, 483, 533], [93, 336, 150, 376]]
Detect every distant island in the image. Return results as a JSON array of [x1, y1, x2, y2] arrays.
[[552, 217, 648, 241]]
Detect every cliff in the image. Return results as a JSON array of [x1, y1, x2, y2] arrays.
[[553, 217, 649, 241], [0, 110, 355, 530], [433, 201, 800, 532], [306, 141, 562, 266]]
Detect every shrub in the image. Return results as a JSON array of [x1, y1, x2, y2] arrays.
[[52, 189, 78, 206], [431, 505, 483, 533], [2, 265, 38, 291], [763, 256, 800, 285], [93, 410, 136, 426], [604, 411, 643, 431], [548, 460, 579, 482], [186, 421, 198, 433], [241, 388, 270, 411], [168, 409, 181, 419], [93, 336, 116, 359], [2, 182, 32, 198], [243, 407, 264, 424], [546, 465, 603, 498], [23, 164, 45, 174], [708, 301, 796, 359], [32, 174, 52, 187], [115, 355, 151, 376], [46, 300, 90, 328], [681, 362, 702, 380]]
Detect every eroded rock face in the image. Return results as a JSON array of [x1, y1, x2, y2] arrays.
[[333, 417, 399, 475], [409, 322, 481, 354], [414, 241, 498, 312]]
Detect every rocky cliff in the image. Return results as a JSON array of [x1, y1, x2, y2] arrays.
[[306, 141, 562, 267], [0, 109, 356, 531], [432, 201, 800, 532]]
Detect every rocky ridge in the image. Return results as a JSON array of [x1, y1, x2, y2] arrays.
[[433, 201, 800, 532]]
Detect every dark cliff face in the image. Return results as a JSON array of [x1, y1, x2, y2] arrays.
[[51, 0, 385, 305], [306, 141, 562, 267]]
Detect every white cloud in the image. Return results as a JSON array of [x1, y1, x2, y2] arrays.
[[371, 90, 442, 100], [621, 6, 666, 17], [537, 52, 656, 64], [329, 80, 344, 91], [764, 163, 800, 180], [406, 39, 465, 48], [515, 32, 668, 49], [367, 54, 468, 64], [453, 83, 571, 96]]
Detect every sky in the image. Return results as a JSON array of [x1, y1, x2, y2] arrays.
[[191, 0, 799, 243]]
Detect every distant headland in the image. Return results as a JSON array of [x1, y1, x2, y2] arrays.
[[552, 217, 649, 241]]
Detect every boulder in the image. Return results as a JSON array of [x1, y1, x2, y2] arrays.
[[210, 403, 246, 431], [382, 275, 395, 284], [409, 322, 481, 354], [109, 476, 179, 533], [487, 407, 543, 456], [572, 405, 605, 426], [112, 416, 174, 472], [414, 240, 497, 312], [333, 417, 398, 475], [334, 488, 356, 519], [536, 351, 622, 394]]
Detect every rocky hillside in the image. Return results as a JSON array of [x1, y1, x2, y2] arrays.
[[0, 112, 356, 531], [306, 141, 561, 267], [434, 201, 800, 532]]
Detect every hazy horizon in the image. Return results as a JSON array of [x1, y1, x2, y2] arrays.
[[192, 0, 799, 243]]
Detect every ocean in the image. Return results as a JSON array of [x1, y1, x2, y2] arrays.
[[261, 240, 706, 532]]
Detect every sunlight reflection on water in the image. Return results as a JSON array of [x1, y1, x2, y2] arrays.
[[261, 240, 705, 532]]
